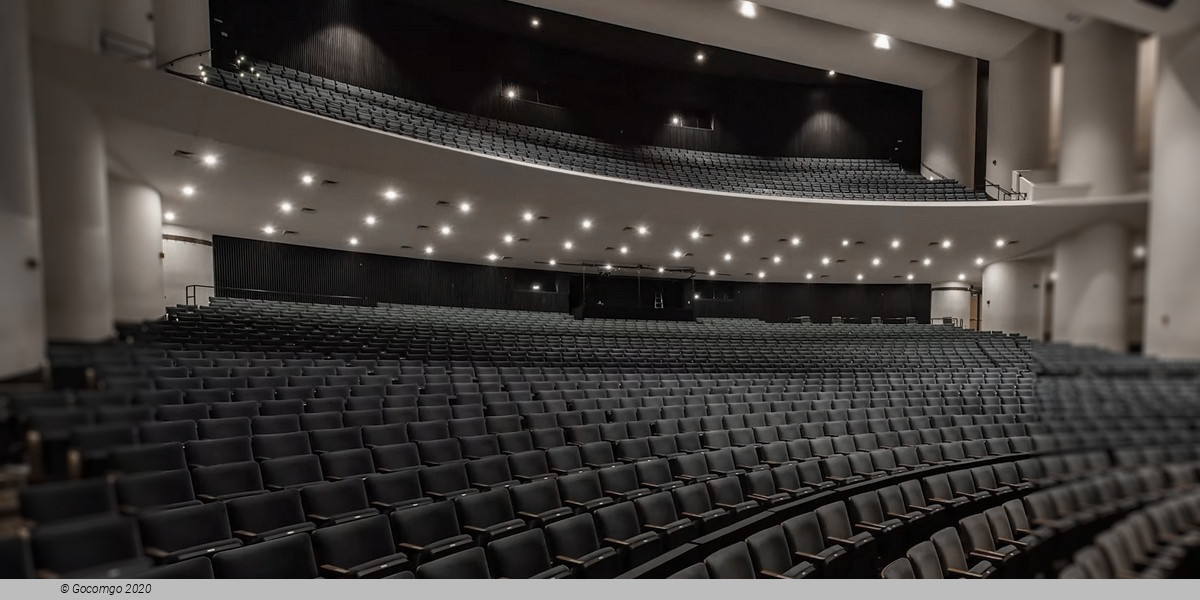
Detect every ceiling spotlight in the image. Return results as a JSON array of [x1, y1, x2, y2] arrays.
[[975, 257, 985, 266], [805, 273, 814, 280], [262, 225, 275, 235], [365, 215, 377, 226], [724, 253, 733, 262], [942, 240, 953, 249], [1133, 245, 1147, 259], [424, 245, 434, 255], [563, 240, 574, 250], [581, 219, 593, 230], [658, 267, 665, 273], [923, 258, 933, 267], [695, 51, 706, 63], [201, 154, 218, 167], [349, 237, 359, 247], [690, 229, 702, 240], [637, 225, 649, 236], [907, 274, 915, 281], [532, 284, 541, 291], [758, 271, 766, 279], [937, 0, 955, 7], [181, 185, 195, 197], [163, 211, 176, 222], [505, 88, 517, 100], [828, 70, 837, 77], [440, 225, 452, 236], [773, 256, 782, 264], [872, 257, 882, 267], [672, 249, 684, 259], [548, 259, 556, 266], [530, 16, 540, 28], [384, 189, 399, 201], [958, 273, 967, 281], [891, 239, 901, 249], [604, 264, 613, 270], [279, 201, 293, 213], [300, 174, 314, 185], [791, 237, 802, 247], [874, 34, 892, 50], [821, 257, 831, 266], [487, 253, 499, 262], [738, 1, 758, 19], [694, 293, 701, 300], [709, 269, 716, 276], [857, 274, 864, 281], [522, 211, 535, 222], [619, 246, 629, 255], [671, 115, 682, 126], [503, 234, 514, 244], [459, 202, 472, 214], [841, 239, 851, 247], [995, 238, 1006, 248], [741, 234, 752, 244]]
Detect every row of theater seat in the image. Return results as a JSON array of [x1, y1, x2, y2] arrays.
[[1060, 489, 1200, 578]]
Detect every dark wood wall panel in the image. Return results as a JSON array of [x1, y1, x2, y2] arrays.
[[209, 0, 922, 164]]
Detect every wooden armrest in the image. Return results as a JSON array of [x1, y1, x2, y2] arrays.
[[947, 567, 988, 579], [197, 494, 219, 502], [793, 551, 825, 562], [320, 564, 350, 576], [145, 547, 170, 559], [463, 525, 489, 535], [970, 550, 1009, 562], [35, 569, 60, 579], [855, 521, 888, 532], [555, 555, 587, 567], [827, 536, 859, 546], [233, 529, 258, 538]]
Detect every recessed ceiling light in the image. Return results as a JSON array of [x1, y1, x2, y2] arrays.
[[440, 225, 452, 236], [805, 273, 814, 280], [505, 88, 517, 100], [907, 274, 914, 281], [672, 249, 683, 259], [821, 257, 831, 266], [619, 246, 629, 255], [532, 284, 541, 291], [758, 271, 766, 279], [891, 239, 901, 249], [201, 154, 218, 167], [690, 229, 702, 240], [365, 215, 377, 226], [487, 253, 499, 262], [503, 234, 514, 244], [300, 174, 314, 185], [709, 269, 716, 276], [995, 238, 1006, 248], [738, 1, 758, 19], [349, 237, 359, 246], [741, 234, 752, 244], [695, 51, 706, 63], [671, 115, 681, 126], [828, 70, 837, 77], [424, 245, 434, 255], [530, 16, 540, 28], [937, 0, 955, 7], [637, 225, 649, 236], [522, 211, 535, 222], [694, 293, 701, 300], [581, 219, 593, 230], [459, 202, 471, 214], [841, 239, 851, 247], [942, 240, 953, 249], [658, 267, 665, 273], [923, 258, 933, 266], [874, 34, 892, 50], [773, 256, 782, 264], [856, 274, 864, 281], [564, 240, 574, 250], [181, 185, 195, 197], [791, 237, 802, 247], [604, 264, 613, 270], [872, 257, 882, 267], [163, 211, 176, 222], [958, 273, 967, 281], [384, 189, 399, 201], [279, 201, 293, 213], [1133, 245, 1147, 259], [724, 253, 733, 262], [975, 257, 985, 266], [549, 259, 557, 266], [262, 225, 275, 235]]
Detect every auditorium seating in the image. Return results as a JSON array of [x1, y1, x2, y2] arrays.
[[197, 61, 990, 203]]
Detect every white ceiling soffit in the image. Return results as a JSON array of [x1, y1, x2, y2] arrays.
[[40, 39, 1145, 287], [753, 0, 1038, 60], [962, 0, 1200, 35], [508, 0, 970, 90]]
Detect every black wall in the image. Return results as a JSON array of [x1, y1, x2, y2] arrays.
[[213, 237, 931, 323], [209, 0, 922, 164]]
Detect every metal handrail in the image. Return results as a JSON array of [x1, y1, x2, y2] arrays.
[[919, 162, 953, 182], [99, 29, 154, 63], [933, 316, 965, 328], [184, 284, 369, 307], [984, 178, 1028, 201]]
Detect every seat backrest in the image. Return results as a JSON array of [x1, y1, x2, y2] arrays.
[[211, 533, 318, 578], [390, 500, 461, 546], [780, 513, 826, 554], [487, 529, 556, 578], [138, 502, 232, 552], [703, 541, 756, 579], [417, 546, 490, 579], [311, 514, 396, 569], [930, 527, 970, 571], [906, 540, 944, 579], [745, 526, 793, 576], [814, 502, 854, 539], [882, 557, 916, 579]]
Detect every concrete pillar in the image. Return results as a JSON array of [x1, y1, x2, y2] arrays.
[[986, 30, 1053, 193], [0, 0, 47, 379], [922, 58, 976, 187], [162, 226, 213, 307], [1052, 222, 1129, 352], [152, 0, 210, 71], [931, 282, 971, 327], [981, 259, 1047, 339], [109, 176, 165, 323], [1059, 20, 1139, 196], [1144, 26, 1200, 359], [34, 74, 115, 343]]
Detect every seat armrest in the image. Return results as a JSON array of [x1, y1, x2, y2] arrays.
[[854, 521, 890, 533], [970, 550, 1010, 562], [463, 525, 489, 535], [320, 564, 351, 577], [145, 547, 170, 560], [947, 567, 989, 579]]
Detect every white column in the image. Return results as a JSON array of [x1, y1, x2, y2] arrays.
[[152, 0, 210, 71], [1052, 222, 1129, 352], [0, 0, 46, 379], [101, 0, 154, 67], [986, 30, 1052, 192], [33, 74, 115, 343], [1058, 20, 1138, 196], [922, 58, 976, 187], [1144, 26, 1200, 359], [981, 259, 1046, 339], [109, 176, 165, 323], [162, 226, 213, 307], [930, 282, 971, 327]]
